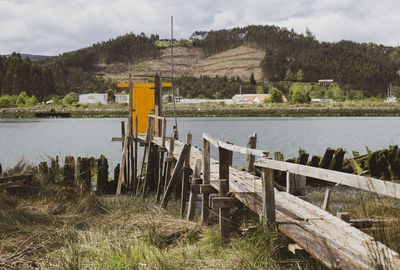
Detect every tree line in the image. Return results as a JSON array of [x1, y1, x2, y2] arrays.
[[192, 25, 400, 96]]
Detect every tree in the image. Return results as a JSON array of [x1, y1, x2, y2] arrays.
[[269, 87, 283, 103], [291, 88, 308, 103], [250, 72, 256, 85], [16, 91, 28, 106], [63, 92, 79, 104], [285, 68, 295, 81], [296, 69, 304, 82]]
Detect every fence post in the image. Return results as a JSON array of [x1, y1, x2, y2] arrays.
[[262, 167, 276, 224], [218, 146, 232, 242], [201, 138, 210, 223], [286, 172, 306, 196], [245, 133, 257, 174]]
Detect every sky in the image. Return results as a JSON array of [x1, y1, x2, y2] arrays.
[[1, 0, 400, 56]]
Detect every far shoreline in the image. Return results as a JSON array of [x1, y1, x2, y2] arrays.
[[1, 106, 400, 118]]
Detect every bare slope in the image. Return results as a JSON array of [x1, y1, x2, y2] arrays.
[[98, 45, 265, 81]]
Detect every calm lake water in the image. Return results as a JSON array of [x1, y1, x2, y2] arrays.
[[1, 117, 400, 172]]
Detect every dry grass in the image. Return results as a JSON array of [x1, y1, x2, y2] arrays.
[[0, 165, 321, 270]]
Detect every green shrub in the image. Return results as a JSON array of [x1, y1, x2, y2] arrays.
[[269, 87, 283, 103], [0, 95, 15, 107], [63, 92, 79, 104], [25, 95, 38, 106], [291, 88, 308, 103], [16, 92, 28, 106]]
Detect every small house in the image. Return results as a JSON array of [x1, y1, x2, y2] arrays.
[[79, 93, 108, 104], [318, 79, 334, 86]]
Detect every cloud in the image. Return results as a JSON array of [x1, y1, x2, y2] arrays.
[[0, 0, 400, 55]]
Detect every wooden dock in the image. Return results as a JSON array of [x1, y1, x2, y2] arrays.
[[138, 133, 400, 270]]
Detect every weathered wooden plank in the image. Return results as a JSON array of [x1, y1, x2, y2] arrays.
[[203, 133, 268, 157], [255, 158, 400, 199]]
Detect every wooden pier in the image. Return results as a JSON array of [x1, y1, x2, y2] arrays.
[[132, 128, 400, 269], [112, 74, 400, 269]]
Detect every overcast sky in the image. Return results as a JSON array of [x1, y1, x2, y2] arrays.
[[1, 0, 400, 55]]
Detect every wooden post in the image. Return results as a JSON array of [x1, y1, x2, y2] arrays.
[[218, 146, 232, 242], [116, 121, 130, 196], [121, 121, 125, 149], [133, 116, 138, 193], [286, 172, 306, 196], [97, 155, 108, 194], [245, 133, 257, 174], [138, 117, 152, 192], [161, 143, 191, 208], [63, 156, 75, 187], [187, 158, 202, 220], [156, 118, 168, 202], [180, 133, 192, 217], [218, 179, 230, 242], [0, 163, 2, 176], [77, 157, 91, 194], [322, 188, 331, 211], [262, 167, 276, 224], [164, 137, 175, 193], [38, 161, 49, 182], [201, 138, 210, 223]]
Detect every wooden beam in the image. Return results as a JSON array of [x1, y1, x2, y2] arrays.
[[203, 133, 268, 157], [211, 196, 235, 209], [255, 158, 400, 199]]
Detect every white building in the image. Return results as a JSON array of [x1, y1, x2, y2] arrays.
[[79, 94, 108, 104], [115, 94, 129, 103]]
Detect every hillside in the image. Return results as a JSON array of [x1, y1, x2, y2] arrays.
[[98, 44, 264, 82], [2, 25, 400, 99]]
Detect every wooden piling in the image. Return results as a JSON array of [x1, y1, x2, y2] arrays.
[[116, 120, 130, 196], [245, 133, 257, 174], [261, 167, 276, 224], [201, 138, 211, 224], [180, 133, 192, 217], [187, 158, 202, 220], [0, 163, 2, 175], [77, 157, 91, 194], [97, 155, 108, 193], [63, 156, 75, 187]]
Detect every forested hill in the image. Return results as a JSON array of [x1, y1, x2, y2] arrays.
[[1, 25, 400, 99], [192, 25, 400, 96]]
